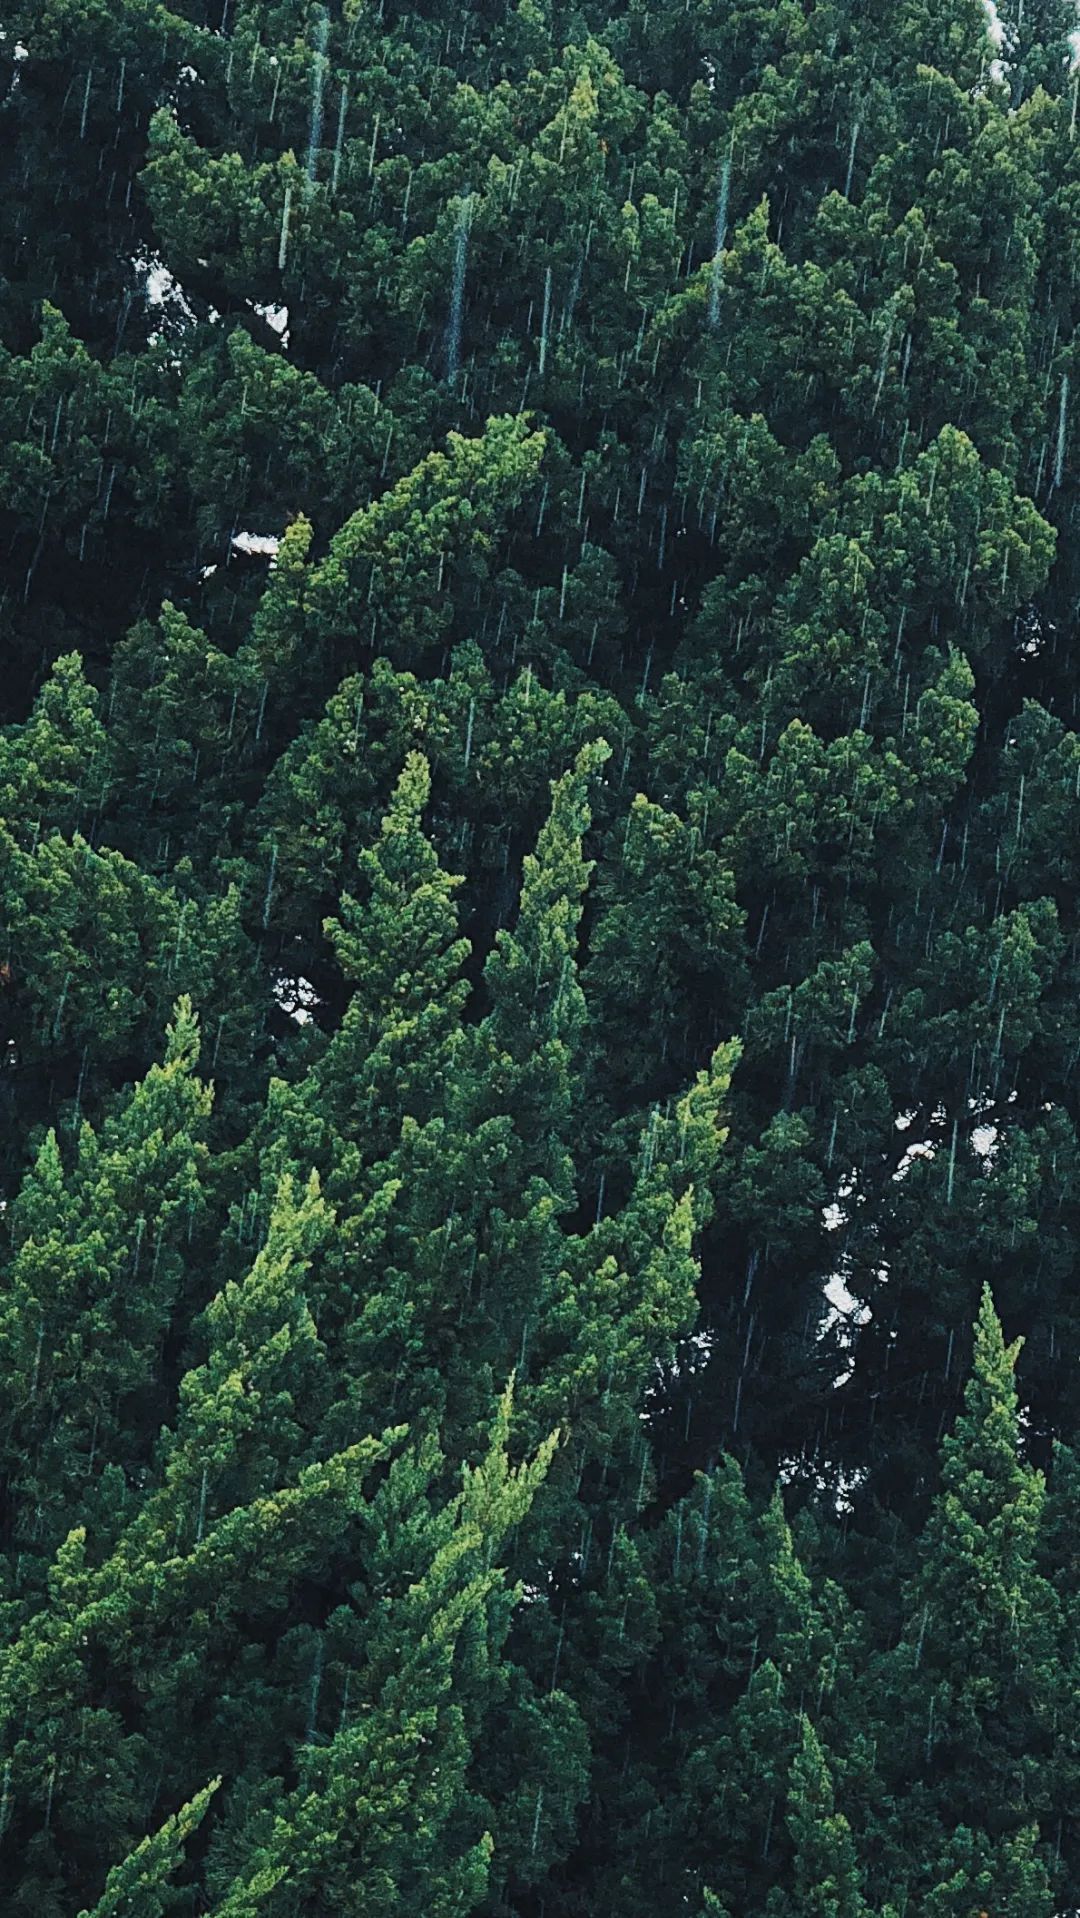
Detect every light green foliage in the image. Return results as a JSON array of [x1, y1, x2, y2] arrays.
[[76, 1781, 221, 1918]]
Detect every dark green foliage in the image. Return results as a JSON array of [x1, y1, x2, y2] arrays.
[[3, 0, 1080, 1910]]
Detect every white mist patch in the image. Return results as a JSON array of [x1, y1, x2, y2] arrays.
[[981, 0, 1004, 50], [232, 531, 281, 561], [273, 973, 321, 1026], [779, 1452, 868, 1517], [972, 1121, 999, 1161], [1, 36, 29, 102], [818, 1088, 1011, 1391], [823, 1257, 875, 1388], [254, 301, 290, 343], [980, 0, 1007, 83], [820, 1169, 875, 1387], [979, 0, 1080, 83], [139, 258, 206, 350]]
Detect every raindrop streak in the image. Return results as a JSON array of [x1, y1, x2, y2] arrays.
[[331, 84, 349, 196], [262, 841, 278, 930], [307, 1639, 324, 1741], [172, 900, 189, 977], [539, 264, 553, 375], [52, 970, 72, 1041], [80, 67, 94, 141], [278, 182, 293, 273], [844, 119, 860, 198], [446, 191, 473, 381], [708, 143, 733, 331], [306, 6, 331, 186], [1055, 374, 1069, 489], [30, 1323, 44, 1401]]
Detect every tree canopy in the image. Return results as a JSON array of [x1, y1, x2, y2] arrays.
[[3, 0, 1080, 1910]]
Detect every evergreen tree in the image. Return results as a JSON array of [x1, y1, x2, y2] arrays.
[[76, 1781, 220, 1918], [868, 1287, 1060, 1907], [766, 1718, 868, 1918], [5, 0, 1080, 1908], [0, 998, 212, 1563]]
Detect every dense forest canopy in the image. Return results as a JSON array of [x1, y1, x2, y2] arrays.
[[3, 0, 1080, 1910]]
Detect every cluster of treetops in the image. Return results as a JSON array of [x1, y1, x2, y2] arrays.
[[3, 0, 1080, 1910]]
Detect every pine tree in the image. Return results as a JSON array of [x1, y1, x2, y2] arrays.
[[205, 1389, 564, 1918], [996, 0, 1078, 100], [869, 1287, 1060, 1905], [480, 738, 611, 1185], [766, 1717, 868, 1918], [319, 750, 471, 1142], [0, 998, 212, 1561], [76, 1781, 220, 1918]]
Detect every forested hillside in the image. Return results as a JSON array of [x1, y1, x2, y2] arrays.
[[2, 0, 1080, 1910]]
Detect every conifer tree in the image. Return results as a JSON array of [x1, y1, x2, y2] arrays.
[[6, 0, 1080, 1909], [205, 1389, 564, 1918], [767, 1718, 868, 1918], [869, 1287, 1060, 1905], [0, 998, 212, 1561], [76, 1781, 221, 1918], [319, 750, 471, 1142], [480, 738, 610, 1185]]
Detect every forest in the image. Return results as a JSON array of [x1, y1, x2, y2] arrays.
[[2, 0, 1080, 1910]]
